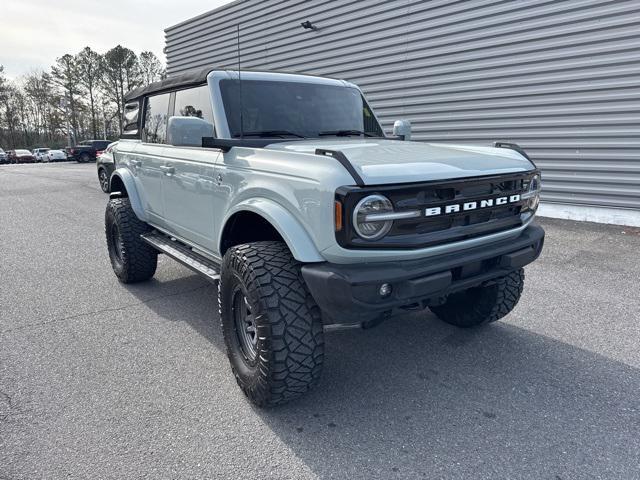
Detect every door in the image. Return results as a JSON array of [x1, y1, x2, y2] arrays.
[[161, 147, 220, 252], [161, 85, 220, 252], [131, 144, 167, 226]]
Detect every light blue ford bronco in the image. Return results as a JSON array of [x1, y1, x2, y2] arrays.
[[105, 68, 544, 406]]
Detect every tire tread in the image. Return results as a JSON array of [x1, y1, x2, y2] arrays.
[[219, 241, 324, 407], [430, 269, 525, 327], [105, 198, 157, 283]]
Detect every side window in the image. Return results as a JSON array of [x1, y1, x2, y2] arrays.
[[123, 101, 140, 135], [143, 93, 170, 144], [363, 99, 384, 137], [167, 85, 215, 147], [174, 85, 214, 125]]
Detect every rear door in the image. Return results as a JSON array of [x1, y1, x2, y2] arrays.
[[133, 92, 172, 226]]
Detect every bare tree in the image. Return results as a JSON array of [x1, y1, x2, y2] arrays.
[[102, 45, 141, 133], [51, 54, 83, 143], [77, 47, 103, 139], [0, 66, 8, 141], [0, 66, 17, 147], [23, 71, 53, 140], [138, 51, 165, 85], [0, 67, 27, 148]]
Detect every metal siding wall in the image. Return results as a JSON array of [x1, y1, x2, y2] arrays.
[[165, 0, 640, 209]]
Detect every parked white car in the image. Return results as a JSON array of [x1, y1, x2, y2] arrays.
[[32, 148, 50, 162], [46, 149, 67, 162]]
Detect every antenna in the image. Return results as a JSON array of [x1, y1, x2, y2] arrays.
[[237, 23, 244, 140]]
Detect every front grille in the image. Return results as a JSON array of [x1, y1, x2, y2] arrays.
[[336, 171, 537, 249]]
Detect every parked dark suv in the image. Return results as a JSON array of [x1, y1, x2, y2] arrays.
[[66, 140, 111, 163]]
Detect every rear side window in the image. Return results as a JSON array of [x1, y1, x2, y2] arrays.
[[143, 93, 170, 144], [174, 85, 214, 125], [123, 101, 140, 135]]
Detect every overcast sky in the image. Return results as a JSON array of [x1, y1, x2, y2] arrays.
[[0, 0, 233, 79]]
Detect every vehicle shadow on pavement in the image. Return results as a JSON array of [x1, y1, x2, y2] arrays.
[[120, 272, 223, 346], [259, 317, 640, 478], [124, 274, 640, 479]]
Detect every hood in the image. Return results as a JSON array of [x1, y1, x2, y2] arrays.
[[265, 139, 534, 185]]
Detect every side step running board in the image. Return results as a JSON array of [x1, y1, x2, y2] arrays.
[[141, 232, 220, 283]]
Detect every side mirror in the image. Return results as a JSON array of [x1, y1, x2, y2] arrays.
[[393, 119, 412, 141], [167, 116, 214, 147]]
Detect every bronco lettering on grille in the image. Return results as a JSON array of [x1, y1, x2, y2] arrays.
[[425, 194, 521, 217]]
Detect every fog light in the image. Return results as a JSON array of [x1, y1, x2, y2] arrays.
[[379, 283, 392, 297]]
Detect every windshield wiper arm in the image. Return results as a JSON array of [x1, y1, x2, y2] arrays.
[[234, 130, 306, 138], [318, 129, 375, 137]]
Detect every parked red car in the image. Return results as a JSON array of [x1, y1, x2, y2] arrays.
[[9, 149, 36, 163]]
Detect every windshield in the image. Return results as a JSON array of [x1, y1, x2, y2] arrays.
[[220, 79, 384, 138]]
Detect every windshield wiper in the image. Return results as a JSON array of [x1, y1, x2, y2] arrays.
[[234, 130, 306, 138], [318, 129, 375, 137]]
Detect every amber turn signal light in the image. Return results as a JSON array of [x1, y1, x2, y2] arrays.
[[334, 201, 343, 231]]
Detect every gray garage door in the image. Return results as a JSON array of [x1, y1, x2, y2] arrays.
[[165, 0, 640, 210]]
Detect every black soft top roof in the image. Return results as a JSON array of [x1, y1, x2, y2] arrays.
[[124, 66, 214, 102]]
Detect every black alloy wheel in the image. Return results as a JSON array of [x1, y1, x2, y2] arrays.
[[232, 286, 258, 363], [98, 169, 110, 193]]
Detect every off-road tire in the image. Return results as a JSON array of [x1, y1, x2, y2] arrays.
[[105, 198, 157, 283], [98, 168, 110, 193], [219, 241, 324, 407], [429, 269, 525, 328]]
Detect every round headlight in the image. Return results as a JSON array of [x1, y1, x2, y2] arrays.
[[529, 174, 541, 210], [530, 174, 541, 193], [523, 174, 541, 212], [353, 194, 394, 240]]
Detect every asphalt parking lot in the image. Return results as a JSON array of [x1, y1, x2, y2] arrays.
[[1, 162, 639, 479]]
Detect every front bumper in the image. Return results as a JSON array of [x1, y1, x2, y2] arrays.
[[301, 224, 545, 323]]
